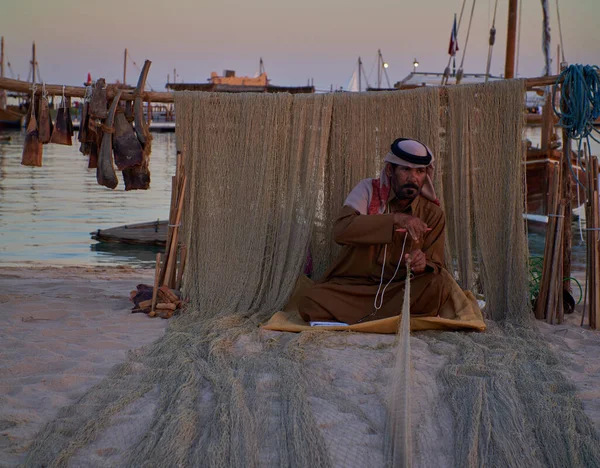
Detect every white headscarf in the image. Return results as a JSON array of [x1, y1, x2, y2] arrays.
[[344, 138, 439, 215]]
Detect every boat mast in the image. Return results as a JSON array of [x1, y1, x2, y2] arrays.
[[358, 56, 362, 92], [504, 0, 518, 79], [377, 49, 382, 89], [1, 37, 4, 78], [123, 48, 127, 85], [31, 41, 36, 83]]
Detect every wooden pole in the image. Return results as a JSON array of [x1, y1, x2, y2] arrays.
[[377, 50, 382, 89], [561, 129, 573, 298], [163, 176, 187, 288], [1, 37, 4, 78], [546, 200, 566, 324], [31, 42, 36, 83], [540, 92, 553, 151], [123, 48, 127, 85], [0, 76, 174, 102], [150, 252, 161, 317], [535, 163, 560, 319], [358, 57, 362, 92], [592, 186, 600, 329], [504, 0, 518, 79]]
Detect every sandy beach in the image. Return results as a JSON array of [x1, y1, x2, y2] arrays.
[[0, 266, 168, 466], [1, 266, 599, 466]]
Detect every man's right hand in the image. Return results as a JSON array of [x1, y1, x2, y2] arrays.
[[393, 212, 429, 242]]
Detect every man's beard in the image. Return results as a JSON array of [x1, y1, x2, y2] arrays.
[[394, 183, 420, 200]]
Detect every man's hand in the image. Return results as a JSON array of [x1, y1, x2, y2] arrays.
[[404, 249, 427, 274], [393, 212, 429, 242]]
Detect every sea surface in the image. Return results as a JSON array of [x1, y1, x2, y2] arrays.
[[0, 126, 597, 269], [0, 130, 176, 267]]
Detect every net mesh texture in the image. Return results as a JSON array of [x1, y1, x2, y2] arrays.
[[24, 81, 600, 468]]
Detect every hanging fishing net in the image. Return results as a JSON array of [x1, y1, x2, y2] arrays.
[[24, 81, 600, 468]]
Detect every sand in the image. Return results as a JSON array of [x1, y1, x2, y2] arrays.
[[0, 266, 168, 466], [0, 266, 599, 466]]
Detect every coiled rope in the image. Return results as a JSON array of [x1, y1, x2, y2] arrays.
[[552, 64, 600, 191], [553, 64, 600, 143]]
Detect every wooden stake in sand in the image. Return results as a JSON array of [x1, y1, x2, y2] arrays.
[[156, 149, 188, 292], [150, 252, 161, 318]]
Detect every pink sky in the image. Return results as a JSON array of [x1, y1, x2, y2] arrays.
[[1, 0, 598, 91]]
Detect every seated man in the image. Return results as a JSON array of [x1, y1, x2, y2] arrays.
[[299, 137, 465, 325]]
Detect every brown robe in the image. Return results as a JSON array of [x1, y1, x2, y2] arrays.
[[299, 195, 463, 324]]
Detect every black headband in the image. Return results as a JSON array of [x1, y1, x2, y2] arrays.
[[390, 138, 432, 166]]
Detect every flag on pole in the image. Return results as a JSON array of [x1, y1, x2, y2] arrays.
[[448, 14, 459, 56]]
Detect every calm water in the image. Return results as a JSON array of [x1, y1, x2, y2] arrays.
[[0, 130, 176, 267], [0, 126, 596, 268]]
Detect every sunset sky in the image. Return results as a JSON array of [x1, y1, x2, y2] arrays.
[[1, 0, 598, 91]]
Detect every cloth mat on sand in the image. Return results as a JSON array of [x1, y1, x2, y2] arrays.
[[263, 275, 486, 333]]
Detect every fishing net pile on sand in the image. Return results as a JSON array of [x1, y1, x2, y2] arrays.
[[26, 81, 600, 467]]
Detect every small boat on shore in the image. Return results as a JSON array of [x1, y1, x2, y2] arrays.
[[91, 219, 167, 246]]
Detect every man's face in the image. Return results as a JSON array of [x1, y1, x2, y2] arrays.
[[387, 163, 428, 201]]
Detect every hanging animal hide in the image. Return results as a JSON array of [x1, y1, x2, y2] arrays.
[[121, 61, 153, 190], [78, 101, 90, 145], [122, 162, 151, 191], [113, 108, 143, 170], [49, 98, 72, 145], [89, 78, 108, 119], [37, 96, 53, 144], [96, 90, 121, 189], [66, 97, 74, 138], [88, 142, 99, 169], [21, 101, 43, 167]]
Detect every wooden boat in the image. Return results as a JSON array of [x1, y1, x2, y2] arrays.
[[525, 145, 588, 215], [91, 219, 167, 246], [0, 107, 24, 129]]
